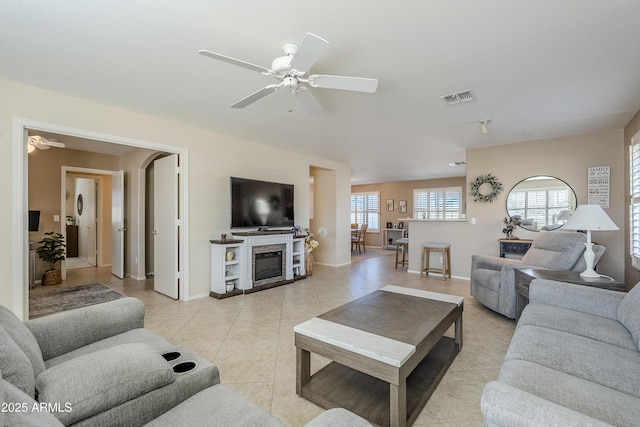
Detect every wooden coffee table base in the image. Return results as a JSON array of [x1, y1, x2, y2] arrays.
[[297, 336, 458, 427], [295, 286, 463, 427]]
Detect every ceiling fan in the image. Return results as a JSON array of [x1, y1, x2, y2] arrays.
[[28, 135, 66, 151], [198, 33, 378, 112]]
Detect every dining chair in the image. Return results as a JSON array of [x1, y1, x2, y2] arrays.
[[351, 223, 368, 254]]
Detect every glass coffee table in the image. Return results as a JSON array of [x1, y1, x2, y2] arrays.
[[294, 285, 463, 427]]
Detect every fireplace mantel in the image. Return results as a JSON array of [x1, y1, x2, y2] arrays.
[[210, 233, 306, 299]]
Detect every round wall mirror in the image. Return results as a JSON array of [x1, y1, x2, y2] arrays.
[[77, 194, 84, 216], [506, 176, 576, 232]]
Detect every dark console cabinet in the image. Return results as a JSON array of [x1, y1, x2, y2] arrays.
[[499, 238, 532, 259], [66, 225, 79, 257]]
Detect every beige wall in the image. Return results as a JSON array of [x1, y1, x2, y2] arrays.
[[3, 78, 352, 316], [351, 177, 467, 248], [463, 130, 625, 282], [28, 148, 119, 278], [357, 131, 626, 284]]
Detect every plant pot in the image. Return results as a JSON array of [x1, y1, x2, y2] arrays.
[[42, 269, 62, 286]]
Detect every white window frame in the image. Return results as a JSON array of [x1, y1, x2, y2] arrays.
[[630, 130, 640, 269], [506, 186, 573, 228], [350, 191, 380, 233], [413, 186, 462, 220]]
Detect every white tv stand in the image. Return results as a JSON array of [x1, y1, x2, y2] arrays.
[[210, 231, 306, 299]]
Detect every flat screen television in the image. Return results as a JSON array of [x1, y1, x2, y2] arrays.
[[28, 210, 40, 232], [230, 177, 294, 228]]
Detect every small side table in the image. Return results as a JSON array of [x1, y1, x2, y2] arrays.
[[514, 268, 625, 323]]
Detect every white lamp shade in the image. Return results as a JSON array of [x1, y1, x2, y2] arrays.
[[563, 204, 618, 232], [556, 210, 573, 221]]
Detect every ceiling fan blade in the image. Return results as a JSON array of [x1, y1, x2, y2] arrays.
[[231, 84, 280, 109], [289, 33, 329, 73], [295, 87, 323, 114], [45, 140, 66, 148], [198, 50, 270, 74], [308, 74, 378, 93]]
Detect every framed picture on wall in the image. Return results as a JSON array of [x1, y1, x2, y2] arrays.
[[399, 200, 407, 213], [386, 199, 394, 211], [386, 222, 393, 229]]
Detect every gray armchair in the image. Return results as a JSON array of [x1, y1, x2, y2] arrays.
[[470, 231, 605, 319]]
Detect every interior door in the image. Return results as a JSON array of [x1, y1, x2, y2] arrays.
[[111, 170, 125, 278], [77, 178, 97, 266], [153, 154, 179, 299]]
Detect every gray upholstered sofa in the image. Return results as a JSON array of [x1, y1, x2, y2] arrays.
[[1, 297, 371, 426], [470, 230, 604, 318], [481, 279, 640, 426]]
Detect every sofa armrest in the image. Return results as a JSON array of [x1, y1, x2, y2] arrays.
[[472, 254, 523, 271], [26, 297, 145, 360], [481, 382, 612, 427], [529, 279, 625, 320], [304, 408, 373, 427], [36, 343, 174, 426]]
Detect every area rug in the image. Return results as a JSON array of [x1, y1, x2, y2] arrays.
[[29, 283, 125, 319]]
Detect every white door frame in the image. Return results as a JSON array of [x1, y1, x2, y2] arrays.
[[13, 117, 190, 319]]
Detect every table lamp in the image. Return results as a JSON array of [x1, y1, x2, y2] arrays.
[[562, 204, 618, 278], [556, 209, 573, 223]]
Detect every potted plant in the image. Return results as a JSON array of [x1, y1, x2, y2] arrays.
[[36, 231, 66, 285]]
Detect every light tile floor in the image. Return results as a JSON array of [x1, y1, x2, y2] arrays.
[[54, 249, 515, 426]]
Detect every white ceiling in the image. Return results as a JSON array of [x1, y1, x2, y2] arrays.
[[3, 1, 640, 184]]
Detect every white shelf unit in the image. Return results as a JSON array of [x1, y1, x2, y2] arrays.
[[210, 241, 244, 296], [383, 228, 408, 249], [292, 237, 306, 280]]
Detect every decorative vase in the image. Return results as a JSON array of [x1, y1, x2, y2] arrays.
[[42, 269, 62, 286], [305, 253, 313, 276], [226, 251, 234, 261]]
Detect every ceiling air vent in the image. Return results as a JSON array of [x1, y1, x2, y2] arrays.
[[440, 90, 475, 106]]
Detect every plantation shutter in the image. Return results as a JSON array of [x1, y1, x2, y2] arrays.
[[630, 133, 640, 269]]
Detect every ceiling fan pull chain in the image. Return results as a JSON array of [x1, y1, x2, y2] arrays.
[[289, 88, 293, 113]]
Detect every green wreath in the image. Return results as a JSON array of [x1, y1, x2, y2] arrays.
[[470, 174, 503, 202]]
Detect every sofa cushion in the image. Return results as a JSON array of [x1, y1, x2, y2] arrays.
[[26, 297, 145, 361], [505, 325, 640, 398], [0, 305, 46, 377], [520, 303, 636, 350], [618, 283, 640, 350], [496, 360, 640, 426], [43, 328, 174, 368], [521, 231, 585, 270], [1, 378, 64, 427], [73, 346, 219, 427], [36, 343, 174, 425], [145, 384, 284, 427], [0, 326, 35, 397]]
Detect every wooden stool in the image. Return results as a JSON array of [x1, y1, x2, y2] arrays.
[[420, 242, 451, 281], [394, 237, 409, 269]]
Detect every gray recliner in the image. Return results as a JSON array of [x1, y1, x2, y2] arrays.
[[470, 231, 605, 319]]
